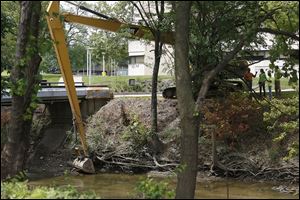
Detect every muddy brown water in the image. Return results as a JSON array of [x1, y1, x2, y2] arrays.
[[28, 173, 298, 199]]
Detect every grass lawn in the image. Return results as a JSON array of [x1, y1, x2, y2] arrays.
[[82, 75, 174, 85], [2, 70, 298, 90], [1, 71, 61, 82], [41, 73, 61, 82], [252, 77, 299, 90]]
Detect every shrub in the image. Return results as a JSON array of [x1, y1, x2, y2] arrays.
[[262, 96, 299, 161], [136, 177, 175, 199], [1, 180, 98, 199], [201, 93, 263, 147], [122, 114, 150, 151]]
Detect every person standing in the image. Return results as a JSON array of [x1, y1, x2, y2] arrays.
[[274, 66, 282, 97], [258, 69, 267, 97], [243, 68, 257, 92], [266, 70, 273, 100]]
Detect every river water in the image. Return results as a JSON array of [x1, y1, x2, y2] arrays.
[[28, 173, 298, 199]]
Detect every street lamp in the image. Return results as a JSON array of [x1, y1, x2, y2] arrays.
[[86, 47, 95, 85], [102, 52, 106, 76]]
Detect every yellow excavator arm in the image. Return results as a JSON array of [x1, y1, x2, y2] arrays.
[[62, 13, 174, 45], [45, 1, 174, 173], [46, 1, 88, 157]]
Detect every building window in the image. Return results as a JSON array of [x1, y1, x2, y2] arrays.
[[129, 56, 144, 64]]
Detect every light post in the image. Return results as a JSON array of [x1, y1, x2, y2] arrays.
[[102, 52, 106, 76], [86, 47, 95, 85]]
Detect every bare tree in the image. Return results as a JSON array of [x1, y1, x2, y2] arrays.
[[131, 1, 167, 153]]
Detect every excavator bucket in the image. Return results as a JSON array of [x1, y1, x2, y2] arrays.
[[73, 157, 95, 174]]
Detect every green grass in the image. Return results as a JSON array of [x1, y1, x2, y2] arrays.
[[82, 75, 173, 85], [2, 69, 298, 90], [41, 73, 61, 82], [1, 71, 61, 82], [252, 77, 299, 90]]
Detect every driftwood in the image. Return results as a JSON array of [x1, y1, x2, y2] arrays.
[[210, 152, 299, 183], [94, 146, 298, 183], [95, 149, 179, 172]]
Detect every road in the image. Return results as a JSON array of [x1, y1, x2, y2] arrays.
[[114, 93, 163, 98]]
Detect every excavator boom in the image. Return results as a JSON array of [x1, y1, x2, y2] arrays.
[[46, 1, 174, 173], [46, 1, 93, 173], [62, 13, 174, 45]]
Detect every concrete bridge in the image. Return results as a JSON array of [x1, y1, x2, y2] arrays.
[[1, 83, 114, 123], [1, 83, 114, 166]]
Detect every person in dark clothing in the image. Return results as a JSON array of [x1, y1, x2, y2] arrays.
[[258, 69, 267, 97]]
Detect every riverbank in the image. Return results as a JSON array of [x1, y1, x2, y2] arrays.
[[25, 171, 299, 199], [21, 95, 298, 197], [2, 94, 298, 197]]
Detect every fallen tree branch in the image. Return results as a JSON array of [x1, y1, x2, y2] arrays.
[[152, 156, 179, 168]]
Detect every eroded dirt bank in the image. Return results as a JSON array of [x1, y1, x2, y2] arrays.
[[2, 96, 298, 195]]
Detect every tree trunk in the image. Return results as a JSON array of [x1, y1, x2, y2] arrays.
[[1, 1, 41, 180], [149, 33, 165, 154], [149, 1, 165, 154], [150, 35, 162, 135], [174, 2, 197, 199]]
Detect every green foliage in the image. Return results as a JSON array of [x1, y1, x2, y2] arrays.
[[122, 114, 150, 151], [1, 180, 98, 199], [264, 1, 299, 84], [10, 79, 27, 96], [174, 164, 187, 175], [87, 1, 132, 72], [284, 142, 299, 161], [1, 181, 30, 199], [22, 84, 40, 121], [188, 1, 299, 96], [136, 178, 175, 199], [69, 44, 86, 71], [1, 75, 10, 96], [1, 1, 18, 72], [111, 80, 143, 93], [262, 97, 299, 161]]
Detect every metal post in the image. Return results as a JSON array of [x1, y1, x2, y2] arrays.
[[87, 47, 95, 85], [92, 50, 94, 75], [86, 49, 88, 76], [102, 52, 106, 76], [88, 50, 91, 85]]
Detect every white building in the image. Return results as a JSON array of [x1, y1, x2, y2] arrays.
[[128, 41, 174, 76], [128, 2, 174, 76], [128, 4, 299, 77], [246, 34, 299, 76]]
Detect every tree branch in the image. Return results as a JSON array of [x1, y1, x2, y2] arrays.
[[195, 39, 245, 109], [130, 1, 155, 35], [258, 28, 299, 41]]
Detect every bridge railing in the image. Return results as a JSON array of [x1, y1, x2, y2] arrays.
[[40, 80, 85, 87]]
